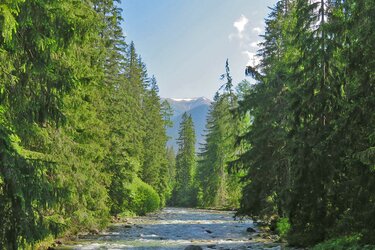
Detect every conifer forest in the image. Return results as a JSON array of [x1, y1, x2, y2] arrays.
[[0, 0, 375, 249]]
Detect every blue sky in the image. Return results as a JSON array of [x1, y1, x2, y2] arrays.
[[120, 0, 277, 99]]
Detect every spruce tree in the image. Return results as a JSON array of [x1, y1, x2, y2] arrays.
[[284, 1, 348, 244], [165, 146, 177, 203], [197, 60, 242, 208], [141, 76, 169, 205], [236, 0, 375, 246], [335, 0, 375, 243], [237, 0, 293, 223], [0, 0, 105, 248], [172, 113, 197, 207]]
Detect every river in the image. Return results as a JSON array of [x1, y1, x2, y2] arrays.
[[60, 208, 282, 250]]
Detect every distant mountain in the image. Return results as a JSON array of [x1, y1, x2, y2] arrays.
[[163, 97, 211, 152]]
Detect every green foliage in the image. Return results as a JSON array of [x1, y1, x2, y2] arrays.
[[276, 218, 290, 238], [196, 60, 243, 209], [0, 0, 170, 248], [0, 1, 24, 43], [2, 0, 375, 248], [129, 178, 160, 216], [172, 113, 197, 207], [141, 76, 170, 206], [0, 108, 67, 248], [164, 147, 176, 205], [312, 235, 375, 250], [236, 0, 375, 247]]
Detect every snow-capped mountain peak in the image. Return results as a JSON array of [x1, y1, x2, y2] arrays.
[[169, 97, 210, 102], [162, 97, 212, 151], [170, 98, 195, 102]]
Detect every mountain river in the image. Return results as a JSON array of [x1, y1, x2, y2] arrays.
[[59, 208, 282, 250]]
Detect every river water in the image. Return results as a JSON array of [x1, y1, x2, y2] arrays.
[[61, 208, 282, 250]]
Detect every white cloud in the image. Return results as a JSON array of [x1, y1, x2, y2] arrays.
[[229, 16, 264, 68], [250, 41, 261, 48], [242, 51, 261, 67], [234, 15, 249, 35], [252, 27, 262, 34], [229, 14, 249, 40]]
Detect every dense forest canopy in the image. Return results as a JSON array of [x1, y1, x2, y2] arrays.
[[236, 0, 375, 247], [0, 0, 374, 249], [0, 1, 173, 248]]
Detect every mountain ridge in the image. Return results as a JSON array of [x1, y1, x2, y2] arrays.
[[163, 97, 211, 151]]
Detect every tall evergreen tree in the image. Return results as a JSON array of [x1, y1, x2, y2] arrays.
[[141, 76, 170, 205], [165, 146, 176, 203], [197, 60, 242, 208], [0, 0, 105, 248], [335, 0, 375, 243], [237, 0, 375, 246], [0, 0, 171, 247], [237, 0, 293, 223], [284, 0, 348, 245], [172, 113, 197, 207], [93, 0, 148, 215]]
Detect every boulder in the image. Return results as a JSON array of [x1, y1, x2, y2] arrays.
[[246, 227, 256, 233], [89, 228, 100, 235], [55, 240, 62, 245]]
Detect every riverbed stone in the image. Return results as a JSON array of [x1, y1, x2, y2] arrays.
[[89, 229, 99, 235]]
